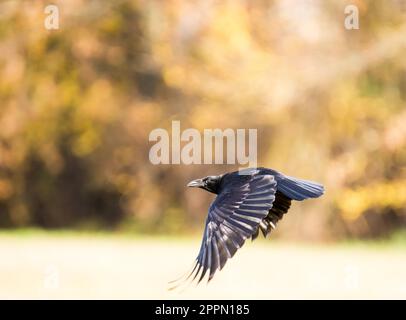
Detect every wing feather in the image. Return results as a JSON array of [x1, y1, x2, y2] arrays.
[[188, 173, 277, 284]]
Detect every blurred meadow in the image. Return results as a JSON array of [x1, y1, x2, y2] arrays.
[[0, 0, 405, 299]]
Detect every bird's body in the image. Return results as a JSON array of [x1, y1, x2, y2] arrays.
[[171, 167, 324, 287]]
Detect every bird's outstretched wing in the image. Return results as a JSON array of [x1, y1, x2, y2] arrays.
[[180, 171, 277, 285]]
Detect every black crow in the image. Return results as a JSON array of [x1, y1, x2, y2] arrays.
[[171, 167, 324, 287]]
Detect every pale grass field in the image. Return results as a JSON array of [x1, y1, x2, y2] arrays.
[[0, 232, 405, 299]]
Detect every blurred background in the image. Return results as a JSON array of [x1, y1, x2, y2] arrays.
[[0, 0, 405, 299]]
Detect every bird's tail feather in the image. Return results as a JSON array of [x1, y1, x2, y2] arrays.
[[276, 175, 324, 201]]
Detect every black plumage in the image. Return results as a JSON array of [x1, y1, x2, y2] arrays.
[[171, 167, 324, 287]]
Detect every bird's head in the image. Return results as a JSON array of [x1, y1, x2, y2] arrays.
[[187, 175, 222, 194]]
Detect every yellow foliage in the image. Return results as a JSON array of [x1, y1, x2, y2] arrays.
[[339, 181, 406, 221], [0, 0, 405, 237]]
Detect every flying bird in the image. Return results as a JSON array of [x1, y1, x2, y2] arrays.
[[170, 167, 324, 288]]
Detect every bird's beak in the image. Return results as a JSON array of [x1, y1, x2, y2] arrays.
[[187, 179, 204, 188]]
